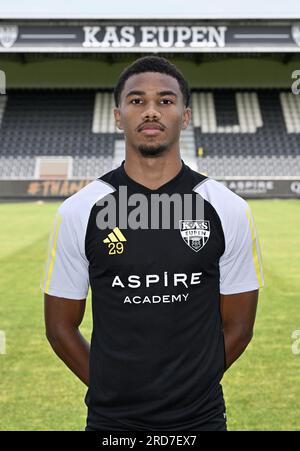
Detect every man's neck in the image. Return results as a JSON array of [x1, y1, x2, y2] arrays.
[[123, 151, 182, 190]]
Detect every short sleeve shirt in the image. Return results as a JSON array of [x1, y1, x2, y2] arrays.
[[43, 160, 264, 431]]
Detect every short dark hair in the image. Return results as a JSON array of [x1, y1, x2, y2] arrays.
[[114, 56, 190, 108]]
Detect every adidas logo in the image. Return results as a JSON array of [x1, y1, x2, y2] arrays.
[[103, 227, 127, 244]]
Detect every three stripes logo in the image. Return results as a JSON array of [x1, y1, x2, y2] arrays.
[[103, 227, 127, 255]]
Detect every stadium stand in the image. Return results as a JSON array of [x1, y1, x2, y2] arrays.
[[0, 88, 299, 178]]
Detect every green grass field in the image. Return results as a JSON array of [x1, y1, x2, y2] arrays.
[[0, 199, 299, 431]]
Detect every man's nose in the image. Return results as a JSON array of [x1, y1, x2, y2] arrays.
[[141, 103, 161, 121]]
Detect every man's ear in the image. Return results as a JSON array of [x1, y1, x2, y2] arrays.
[[181, 107, 192, 130], [114, 108, 124, 131]]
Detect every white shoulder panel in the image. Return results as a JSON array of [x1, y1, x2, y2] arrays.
[[43, 179, 115, 300], [194, 178, 264, 295]]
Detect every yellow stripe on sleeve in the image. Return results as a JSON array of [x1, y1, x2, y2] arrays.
[[246, 208, 264, 288], [45, 213, 62, 293]]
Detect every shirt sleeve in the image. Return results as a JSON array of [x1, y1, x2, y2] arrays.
[[219, 202, 264, 295], [43, 205, 89, 300]]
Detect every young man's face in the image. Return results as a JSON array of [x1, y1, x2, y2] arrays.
[[114, 72, 191, 157]]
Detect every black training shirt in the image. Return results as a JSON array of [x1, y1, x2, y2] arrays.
[[44, 161, 264, 430]]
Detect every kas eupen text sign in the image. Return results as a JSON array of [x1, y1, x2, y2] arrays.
[[1, 23, 300, 52]]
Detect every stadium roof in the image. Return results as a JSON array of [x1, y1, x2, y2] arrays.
[[0, 0, 300, 20]]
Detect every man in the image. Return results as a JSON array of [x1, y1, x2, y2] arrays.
[[43, 56, 264, 431]]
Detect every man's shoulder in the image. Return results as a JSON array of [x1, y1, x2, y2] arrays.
[[58, 176, 116, 218], [193, 176, 249, 217]]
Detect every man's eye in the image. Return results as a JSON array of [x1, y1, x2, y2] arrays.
[[130, 98, 142, 104], [161, 99, 173, 104]]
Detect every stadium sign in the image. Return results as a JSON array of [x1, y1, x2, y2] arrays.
[[82, 26, 227, 49], [0, 179, 299, 199], [218, 179, 300, 198], [290, 181, 300, 194], [1, 23, 300, 52]]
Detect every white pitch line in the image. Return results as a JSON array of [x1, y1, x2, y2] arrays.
[[0, 330, 6, 354]]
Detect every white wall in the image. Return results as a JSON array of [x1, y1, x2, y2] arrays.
[[0, 0, 300, 19]]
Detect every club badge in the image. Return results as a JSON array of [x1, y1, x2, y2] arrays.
[[0, 26, 18, 48], [179, 220, 210, 252]]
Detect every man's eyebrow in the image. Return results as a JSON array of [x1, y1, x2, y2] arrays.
[[158, 90, 177, 97], [125, 90, 145, 98], [125, 90, 178, 98]]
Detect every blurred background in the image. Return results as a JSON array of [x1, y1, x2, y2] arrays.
[[0, 0, 299, 431]]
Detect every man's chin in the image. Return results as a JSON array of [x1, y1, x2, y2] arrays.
[[137, 144, 168, 158]]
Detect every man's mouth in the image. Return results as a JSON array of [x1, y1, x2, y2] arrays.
[[138, 123, 164, 136]]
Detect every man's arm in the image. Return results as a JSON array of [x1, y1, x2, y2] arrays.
[[220, 289, 258, 371], [44, 294, 90, 386]]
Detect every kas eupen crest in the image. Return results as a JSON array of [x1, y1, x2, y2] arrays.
[[0, 26, 18, 48], [292, 24, 300, 47], [179, 220, 210, 252]]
